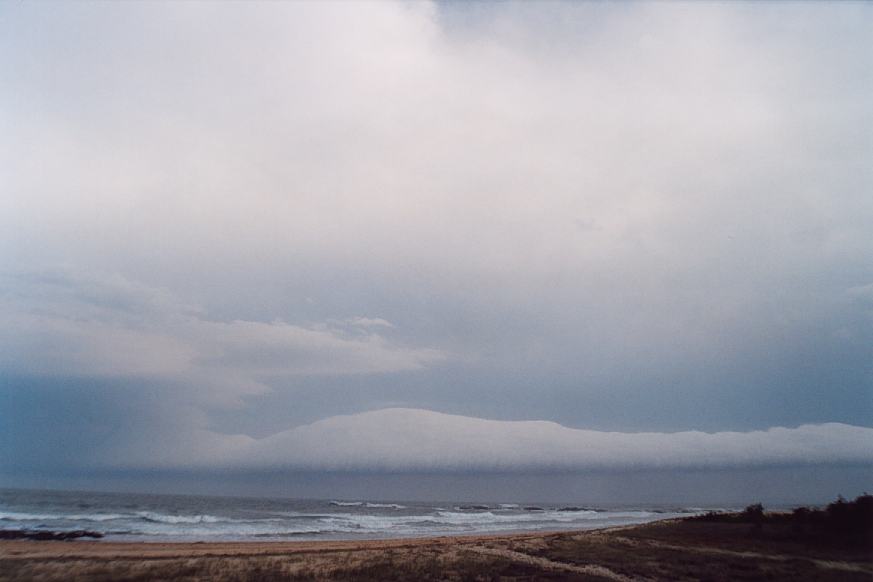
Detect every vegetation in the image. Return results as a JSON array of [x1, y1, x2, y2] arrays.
[[688, 494, 873, 547]]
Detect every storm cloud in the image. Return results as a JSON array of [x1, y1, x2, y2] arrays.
[[89, 408, 873, 473], [0, 1, 871, 490], [0, 270, 443, 401]]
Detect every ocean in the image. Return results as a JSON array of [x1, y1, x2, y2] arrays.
[[0, 488, 712, 541]]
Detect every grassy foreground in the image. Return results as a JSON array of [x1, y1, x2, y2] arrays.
[[2, 511, 872, 582]]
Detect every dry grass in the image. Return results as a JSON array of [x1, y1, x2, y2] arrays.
[[0, 547, 574, 582], [1, 519, 870, 581]]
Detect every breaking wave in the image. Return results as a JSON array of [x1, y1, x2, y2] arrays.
[[0, 489, 703, 541], [135, 512, 225, 524]]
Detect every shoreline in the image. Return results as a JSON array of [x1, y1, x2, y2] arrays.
[[0, 487, 701, 545], [3, 517, 870, 581], [0, 513, 684, 545], [0, 523, 638, 555], [0, 518, 669, 548]]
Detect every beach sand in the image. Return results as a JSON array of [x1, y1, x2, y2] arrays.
[[2, 519, 871, 581]]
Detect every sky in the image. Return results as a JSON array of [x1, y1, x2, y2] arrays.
[[1, 1, 871, 503]]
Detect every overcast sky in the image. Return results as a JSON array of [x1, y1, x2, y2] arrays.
[[1, 1, 871, 502]]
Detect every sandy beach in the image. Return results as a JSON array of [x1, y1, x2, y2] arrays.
[[2, 518, 871, 581]]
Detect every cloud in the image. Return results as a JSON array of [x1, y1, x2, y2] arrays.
[[0, 270, 445, 397], [341, 317, 396, 329], [190, 319, 441, 376], [1, 2, 868, 368], [101, 408, 873, 472], [0, 0, 871, 479]]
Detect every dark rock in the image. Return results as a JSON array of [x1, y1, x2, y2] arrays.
[[0, 529, 104, 541], [0, 531, 27, 540]]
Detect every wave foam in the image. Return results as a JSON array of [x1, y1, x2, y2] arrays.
[[135, 512, 223, 524]]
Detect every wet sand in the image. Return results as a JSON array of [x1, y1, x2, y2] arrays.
[[2, 519, 871, 581]]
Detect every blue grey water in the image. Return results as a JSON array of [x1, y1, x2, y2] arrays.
[[0, 488, 722, 541]]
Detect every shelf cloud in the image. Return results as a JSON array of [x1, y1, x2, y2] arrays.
[[99, 408, 873, 473]]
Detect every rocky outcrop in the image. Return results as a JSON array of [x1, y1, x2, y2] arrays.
[[0, 529, 104, 541]]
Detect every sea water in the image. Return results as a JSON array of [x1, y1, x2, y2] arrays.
[[0, 488, 714, 541]]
